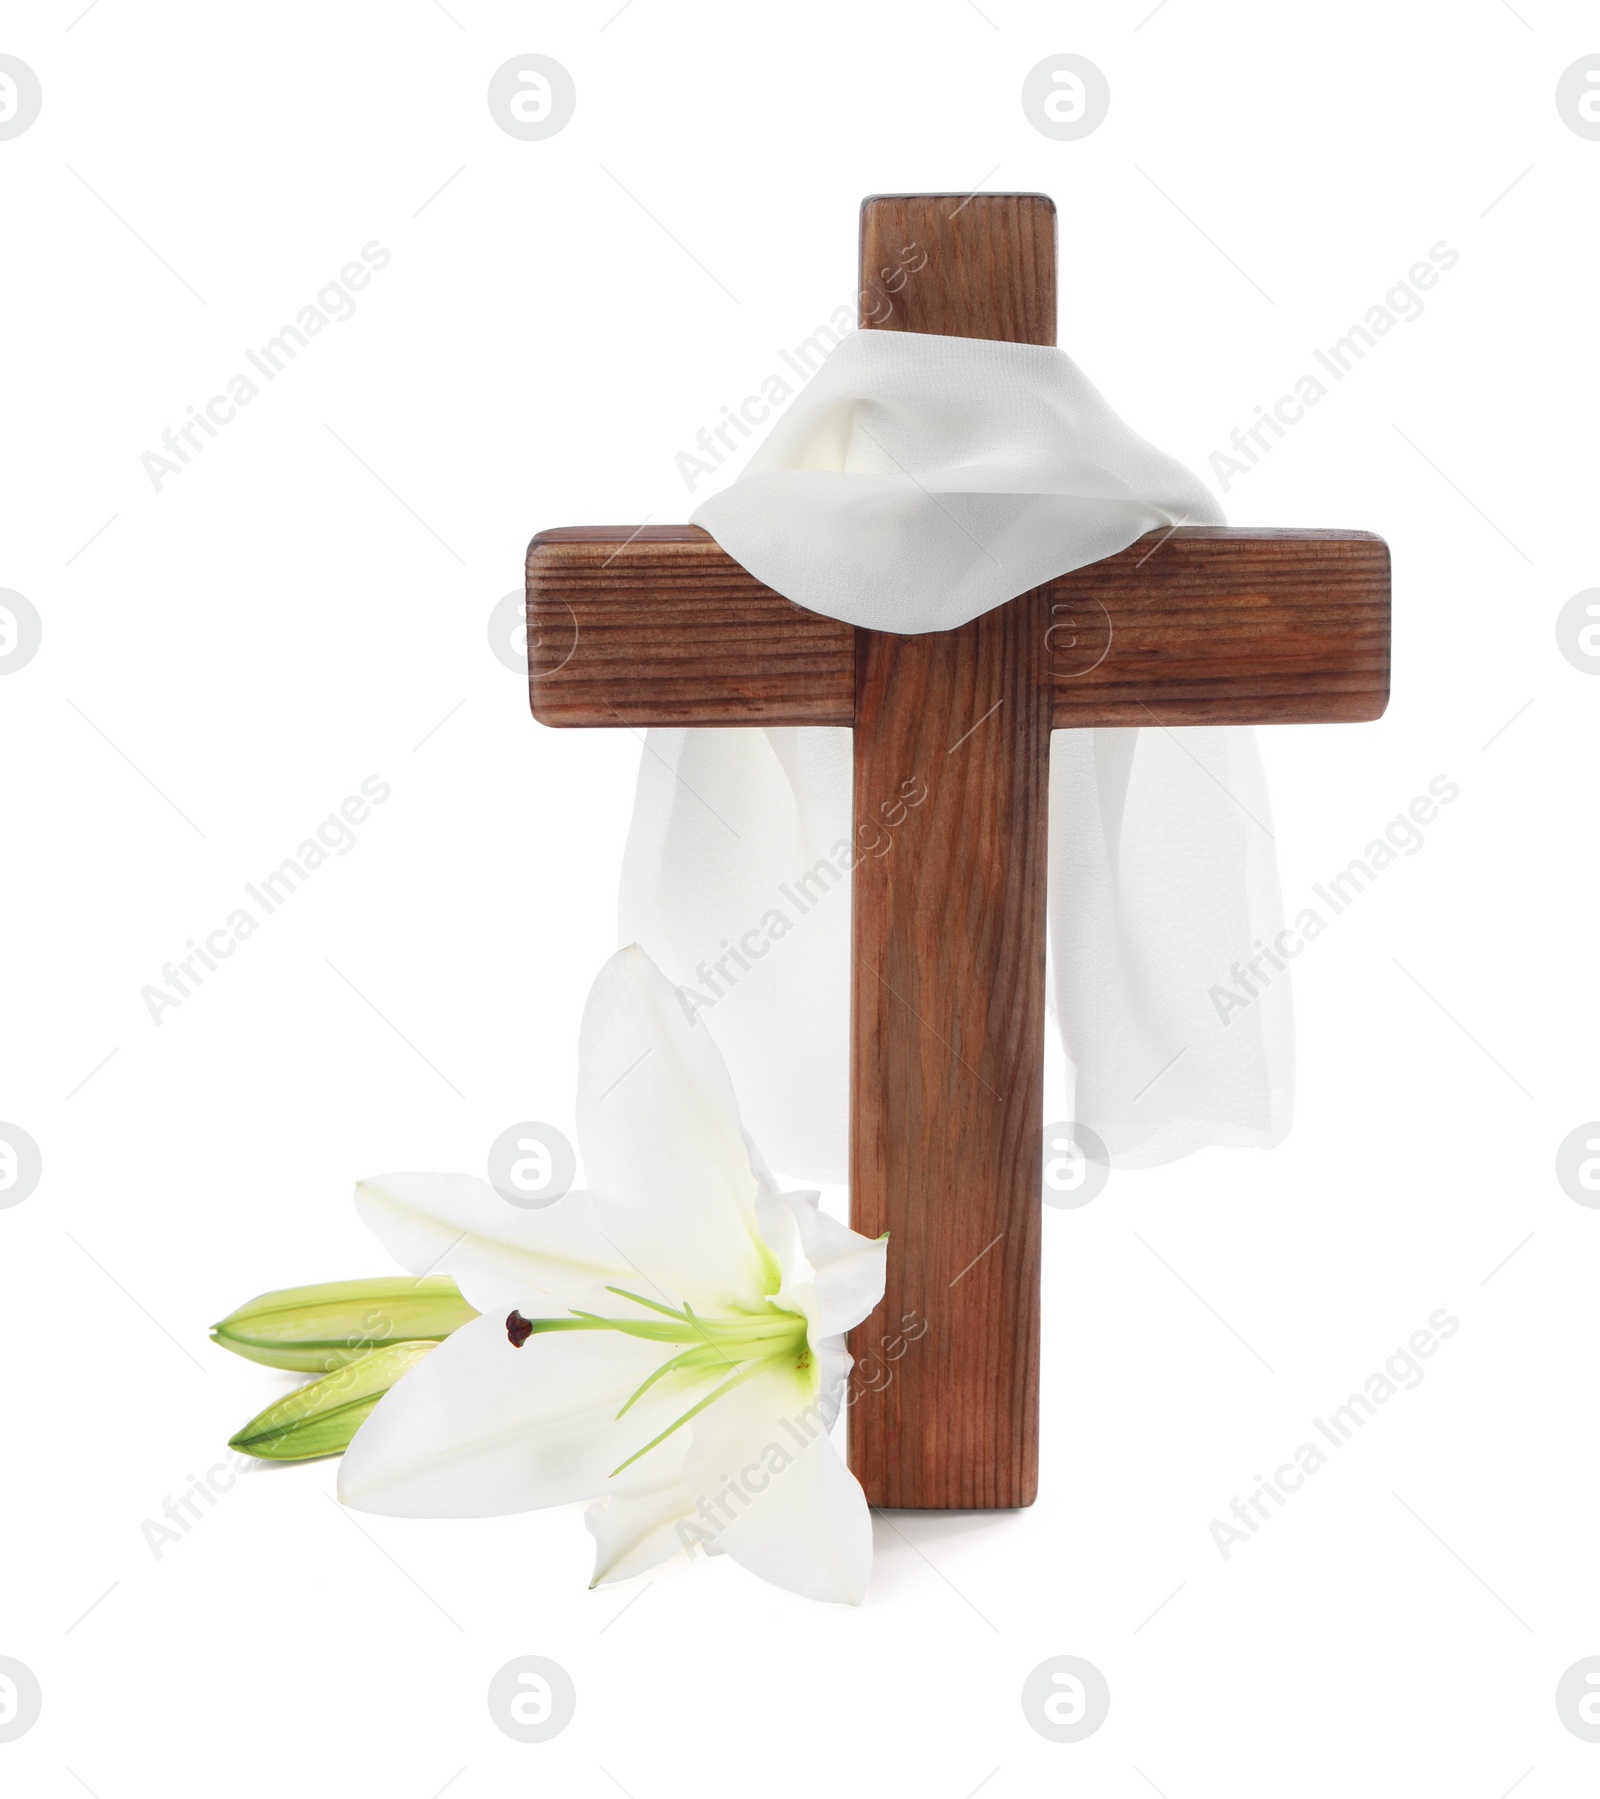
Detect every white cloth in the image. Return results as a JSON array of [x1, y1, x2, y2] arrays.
[[619, 330, 1293, 1179], [692, 330, 1220, 634]]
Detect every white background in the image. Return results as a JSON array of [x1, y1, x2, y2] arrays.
[[3, 2, 1598, 1793]]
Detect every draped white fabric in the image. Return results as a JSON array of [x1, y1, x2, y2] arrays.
[[692, 330, 1221, 634], [618, 330, 1293, 1180]]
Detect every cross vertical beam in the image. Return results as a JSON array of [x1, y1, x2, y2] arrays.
[[846, 196, 1055, 1508]]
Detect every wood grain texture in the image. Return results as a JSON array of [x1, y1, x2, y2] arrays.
[[1048, 528, 1390, 725], [846, 195, 1059, 1507], [527, 527, 854, 726], [527, 526, 1390, 729], [848, 589, 1050, 1509], [860, 192, 1057, 344]]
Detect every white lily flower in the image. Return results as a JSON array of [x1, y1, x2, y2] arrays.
[[337, 945, 888, 1605]]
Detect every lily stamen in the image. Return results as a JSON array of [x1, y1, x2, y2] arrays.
[[522, 1288, 812, 1471]]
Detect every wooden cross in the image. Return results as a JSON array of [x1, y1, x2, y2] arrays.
[[526, 194, 1389, 1510]]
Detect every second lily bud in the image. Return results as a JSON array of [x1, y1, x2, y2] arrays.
[[230, 1341, 439, 1461]]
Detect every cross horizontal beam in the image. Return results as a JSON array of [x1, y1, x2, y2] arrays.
[[526, 524, 1389, 730]]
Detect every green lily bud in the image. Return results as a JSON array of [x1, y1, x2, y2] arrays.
[[229, 1340, 438, 1461], [210, 1276, 477, 1373]]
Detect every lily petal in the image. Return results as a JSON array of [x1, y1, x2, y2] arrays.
[[577, 947, 777, 1311], [810, 1334, 853, 1437], [585, 1463, 698, 1587], [338, 1311, 697, 1518], [757, 1190, 888, 1339], [682, 1362, 873, 1605], [355, 1173, 628, 1317]]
